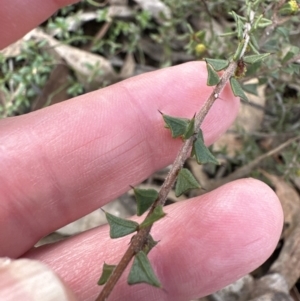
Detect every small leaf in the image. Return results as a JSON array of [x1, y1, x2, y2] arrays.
[[183, 116, 195, 139], [161, 113, 189, 138], [242, 83, 258, 96], [206, 63, 220, 86], [97, 263, 116, 285], [140, 205, 166, 229], [250, 35, 259, 52], [143, 234, 159, 255], [236, 17, 244, 39], [243, 53, 270, 64], [230, 77, 249, 102], [257, 17, 273, 28], [253, 14, 264, 30], [249, 40, 260, 55], [233, 39, 245, 61], [282, 46, 300, 63], [229, 10, 238, 22], [134, 188, 158, 216], [175, 168, 201, 197], [204, 58, 229, 71], [105, 211, 139, 238], [128, 251, 162, 287], [192, 130, 219, 165], [282, 63, 300, 75], [282, 51, 295, 63]]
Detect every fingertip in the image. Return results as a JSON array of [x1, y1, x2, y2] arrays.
[[149, 178, 283, 299], [0, 0, 80, 49], [222, 177, 284, 248], [0, 258, 78, 301]]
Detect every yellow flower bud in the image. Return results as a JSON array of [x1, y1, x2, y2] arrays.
[[195, 44, 206, 55], [290, 0, 299, 12], [280, 0, 299, 14]]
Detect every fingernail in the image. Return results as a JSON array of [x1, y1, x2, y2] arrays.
[[0, 258, 78, 301]]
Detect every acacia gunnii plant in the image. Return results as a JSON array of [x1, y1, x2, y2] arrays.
[[94, 1, 297, 300]]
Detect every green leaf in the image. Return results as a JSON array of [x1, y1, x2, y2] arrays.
[[97, 263, 116, 285], [161, 113, 189, 138], [143, 234, 159, 255], [192, 130, 219, 165], [243, 53, 270, 64], [233, 39, 245, 61], [253, 14, 264, 30], [229, 11, 238, 23], [257, 17, 272, 28], [248, 40, 260, 55], [175, 168, 201, 197], [230, 77, 249, 102], [276, 27, 289, 39], [242, 83, 258, 96], [140, 205, 166, 228], [204, 58, 229, 71], [236, 17, 244, 39], [105, 211, 139, 238], [282, 46, 300, 63], [206, 63, 220, 86], [282, 64, 300, 75], [195, 30, 206, 41], [183, 116, 195, 139], [128, 251, 162, 287], [134, 188, 158, 216], [282, 51, 295, 63]]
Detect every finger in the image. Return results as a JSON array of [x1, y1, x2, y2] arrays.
[[0, 258, 78, 301], [0, 0, 79, 49], [0, 62, 239, 257], [26, 179, 283, 301]]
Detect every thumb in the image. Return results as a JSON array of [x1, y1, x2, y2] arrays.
[[0, 258, 78, 301]]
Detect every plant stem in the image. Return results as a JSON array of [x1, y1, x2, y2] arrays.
[[95, 60, 237, 301], [96, 7, 257, 299]]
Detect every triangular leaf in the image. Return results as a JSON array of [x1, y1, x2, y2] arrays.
[[134, 188, 158, 216], [242, 83, 258, 96], [282, 51, 295, 63], [143, 234, 159, 255], [97, 263, 116, 285], [192, 130, 219, 165], [128, 251, 162, 287], [105, 211, 139, 238], [206, 63, 220, 86], [175, 168, 201, 197], [243, 53, 270, 64], [230, 77, 249, 101], [204, 58, 229, 71], [183, 116, 195, 139], [282, 46, 299, 63], [161, 113, 189, 138], [140, 205, 166, 229]]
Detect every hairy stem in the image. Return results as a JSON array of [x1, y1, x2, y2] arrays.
[[95, 60, 237, 301], [95, 7, 258, 300]]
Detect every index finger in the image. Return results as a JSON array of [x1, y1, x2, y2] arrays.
[[0, 62, 239, 258], [0, 0, 79, 49]]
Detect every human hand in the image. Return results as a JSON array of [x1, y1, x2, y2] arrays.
[[0, 1, 283, 301]]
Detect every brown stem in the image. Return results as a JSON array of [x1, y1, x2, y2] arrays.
[[95, 60, 238, 301]]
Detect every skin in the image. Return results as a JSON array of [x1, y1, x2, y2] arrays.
[[0, 1, 283, 300]]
